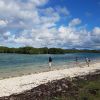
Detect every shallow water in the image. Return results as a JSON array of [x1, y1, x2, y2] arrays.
[[0, 53, 100, 79]]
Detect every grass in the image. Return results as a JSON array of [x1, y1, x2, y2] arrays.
[[78, 80, 100, 100], [52, 75, 100, 100]]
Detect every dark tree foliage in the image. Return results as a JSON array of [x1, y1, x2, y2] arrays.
[[48, 48, 65, 54], [0, 46, 100, 54]]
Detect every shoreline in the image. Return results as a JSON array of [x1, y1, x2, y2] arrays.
[[0, 62, 100, 97], [0, 59, 99, 80], [1, 70, 100, 100], [2, 70, 99, 100]]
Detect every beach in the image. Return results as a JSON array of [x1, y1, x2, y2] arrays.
[[0, 53, 100, 79], [0, 62, 100, 97]]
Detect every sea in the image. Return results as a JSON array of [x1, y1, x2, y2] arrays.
[[0, 53, 100, 79]]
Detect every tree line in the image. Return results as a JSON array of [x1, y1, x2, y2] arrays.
[[0, 46, 100, 54]]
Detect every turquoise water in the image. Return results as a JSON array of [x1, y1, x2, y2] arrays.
[[0, 53, 100, 79]]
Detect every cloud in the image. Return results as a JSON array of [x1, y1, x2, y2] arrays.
[[69, 18, 81, 27], [30, 0, 48, 6], [0, 20, 8, 27], [0, 0, 100, 49], [6, 18, 86, 48], [90, 27, 100, 48], [92, 27, 100, 36], [55, 6, 70, 16]]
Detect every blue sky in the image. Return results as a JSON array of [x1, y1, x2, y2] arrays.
[[0, 0, 100, 49], [48, 0, 100, 29]]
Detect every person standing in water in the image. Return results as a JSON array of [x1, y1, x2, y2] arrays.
[[85, 57, 90, 67], [49, 56, 52, 70]]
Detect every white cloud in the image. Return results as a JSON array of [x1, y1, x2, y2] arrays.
[[55, 6, 70, 16], [0, 20, 7, 27], [0, 0, 100, 49], [0, 0, 20, 18], [69, 18, 81, 27], [0, 0, 64, 30], [90, 27, 100, 46], [30, 0, 48, 6], [58, 26, 82, 45], [92, 27, 100, 36]]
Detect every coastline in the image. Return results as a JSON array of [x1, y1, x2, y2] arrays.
[[0, 62, 100, 97]]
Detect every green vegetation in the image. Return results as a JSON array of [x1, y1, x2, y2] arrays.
[[52, 75, 100, 100], [0, 46, 100, 54], [78, 80, 100, 100], [0, 46, 64, 54]]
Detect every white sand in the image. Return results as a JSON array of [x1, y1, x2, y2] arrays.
[[0, 62, 100, 97]]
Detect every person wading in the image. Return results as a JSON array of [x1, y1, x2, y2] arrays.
[[85, 57, 90, 67], [49, 56, 52, 70]]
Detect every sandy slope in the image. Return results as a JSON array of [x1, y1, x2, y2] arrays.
[[0, 62, 100, 97]]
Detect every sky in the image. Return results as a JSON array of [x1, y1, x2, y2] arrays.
[[0, 0, 100, 49]]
